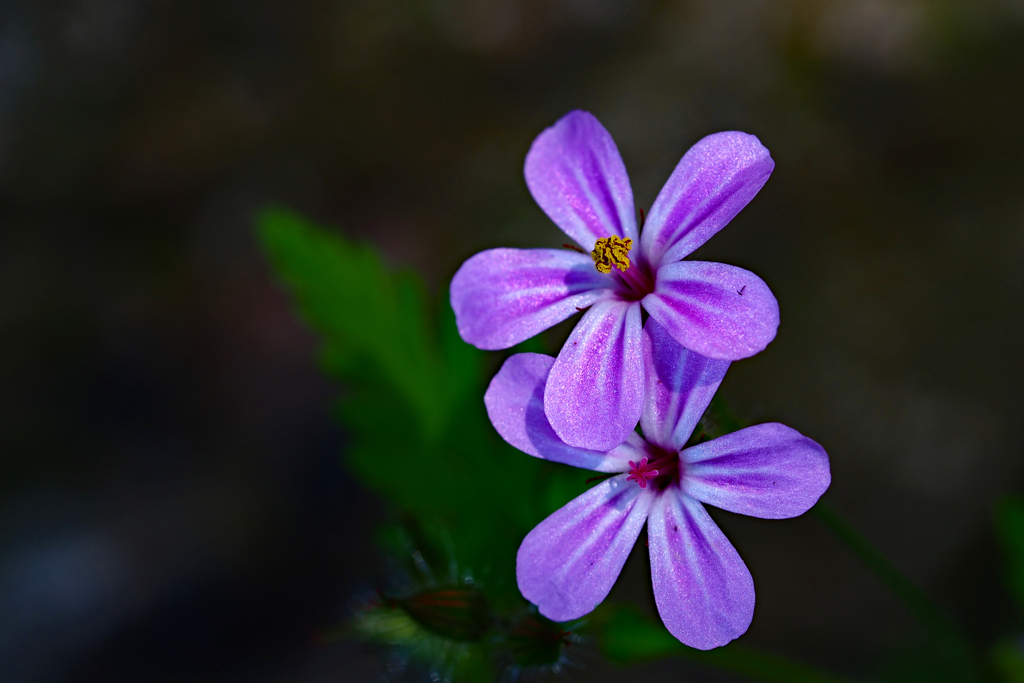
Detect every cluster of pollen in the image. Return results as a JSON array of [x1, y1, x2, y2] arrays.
[[626, 457, 659, 489], [591, 236, 632, 274]]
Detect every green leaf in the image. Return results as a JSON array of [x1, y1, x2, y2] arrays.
[[595, 602, 684, 663], [259, 207, 449, 436], [996, 496, 1024, 613], [258, 207, 603, 606]]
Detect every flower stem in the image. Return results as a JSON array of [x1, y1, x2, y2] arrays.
[[811, 501, 981, 682], [594, 602, 848, 682]]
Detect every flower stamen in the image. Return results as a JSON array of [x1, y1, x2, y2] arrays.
[[591, 236, 632, 273], [626, 457, 659, 489]]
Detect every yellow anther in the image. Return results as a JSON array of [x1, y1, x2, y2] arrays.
[[591, 236, 632, 274]]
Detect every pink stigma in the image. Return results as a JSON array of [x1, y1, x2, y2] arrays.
[[626, 457, 659, 489]]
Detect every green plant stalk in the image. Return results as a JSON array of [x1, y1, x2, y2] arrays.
[[596, 603, 847, 683], [684, 645, 846, 683], [704, 397, 980, 680], [811, 501, 980, 682]]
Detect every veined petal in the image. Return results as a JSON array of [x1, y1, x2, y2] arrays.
[[641, 318, 730, 452], [524, 110, 638, 252], [485, 353, 643, 472], [545, 299, 644, 452], [643, 261, 779, 361], [517, 474, 654, 621], [641, 131, 774, 268], [451, 248, 612, 350], [648, 487, 754, 650], [681, 423, 831, 519]]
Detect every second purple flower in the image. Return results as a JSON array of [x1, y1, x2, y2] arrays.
[[484, 319, 831, 649]]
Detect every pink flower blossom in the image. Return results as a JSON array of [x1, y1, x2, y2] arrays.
[[451, 110, 779, 451], [484, 319, 830, 650]]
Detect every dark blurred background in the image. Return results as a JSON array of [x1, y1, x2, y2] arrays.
[[2, 0, 1024, 681]]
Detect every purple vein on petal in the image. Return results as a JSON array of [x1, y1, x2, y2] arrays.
[[544, 299, 644, 452], [450, 248, 613, 350], [643, 261, 779, 361], [681, 423, 831, 519], [641, 318, 730, 452], [525, 110, 638, 252], [517, 475, 654, 621], [648, 487, 754, 650], [641, 131, 774, 268], [484, 352, 637, 472]]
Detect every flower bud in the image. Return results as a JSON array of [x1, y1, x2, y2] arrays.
[[393, 585, 490, 643], [506, 614, 572, 668]]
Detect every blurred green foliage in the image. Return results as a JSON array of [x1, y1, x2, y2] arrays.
[[996, 497, 1024, 613], [259, 207, 592, 611], [348, 602, 493, 682], [990, 638, 1024, 683], [991, 497, 1024, 683]]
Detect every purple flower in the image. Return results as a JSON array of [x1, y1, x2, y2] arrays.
[[451, 110, 780, 451], [484, 318, 830, 650]]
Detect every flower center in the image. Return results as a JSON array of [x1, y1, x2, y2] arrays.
[[626, 457, 658, 488], [591, 236, 632, 274], [626, 451, 679, 490]]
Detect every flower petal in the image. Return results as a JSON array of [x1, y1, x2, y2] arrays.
[[524, 110, 638, 252], [681, 423, 831, 519], [517, 474, 654, 621], [641, 131, 774, 268], [641, 318, 730, 452], [544, 299, 644, 451], [484, 353, 644, 472], [451, 248, 612, 350], [643, 261, 779, 360], [648, 487, 755, 650]]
